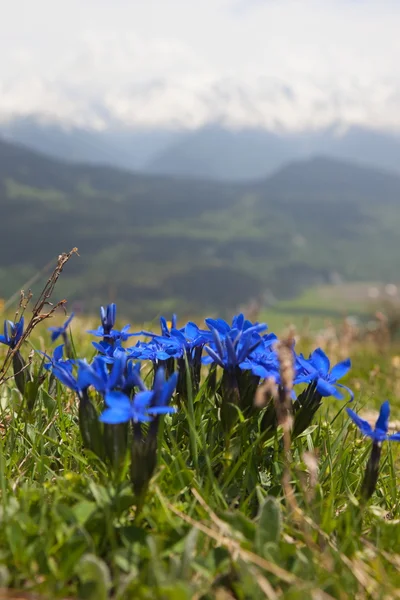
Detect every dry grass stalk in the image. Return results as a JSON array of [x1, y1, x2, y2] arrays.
[[0, 248, 78, 387], [254, 377, 278, 409], [275, 335, 296, 513]]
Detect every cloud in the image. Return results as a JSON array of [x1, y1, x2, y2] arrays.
[[0, 0, 400, 130]]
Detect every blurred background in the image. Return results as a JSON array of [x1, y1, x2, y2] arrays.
[[1, 0, 400, 330]]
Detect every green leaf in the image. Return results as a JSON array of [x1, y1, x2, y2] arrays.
[[179, 527, 198, 579], [76, 554, 111, 600], [255, 496, 282, 552], [72, 501, 97, 526], [218, 510, 256, 542]]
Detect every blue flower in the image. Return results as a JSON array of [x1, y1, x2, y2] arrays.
[[92, 339, 126, 363], [127, 340, 173, 362], [77, 354, 127, 394], [160, 315, 177, 336], [100, 368, 178, 424], [51, 363, 81, 392], [204, 327, 262, 371], [205, 313, 267, 341], [240, 349, 280, 381], [141, 315, 178, 338], [38, 344, 74, 372], [87, 303, 135, 342], [153, 323, 210, 360], [100, 390, 153, 424], [0, 318, 24, 349], [122, 360, 144, 394], [48, 313, 74, 342], [295, 348, 353, 400], [142, 318, 210, 362], [101, 303, 116, 335], [88, 323, 134, 342], [238, 333, 279, 379], [347, 401, 400, 443]]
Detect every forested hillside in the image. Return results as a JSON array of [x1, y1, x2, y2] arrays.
[[1, 138, 400, 319]]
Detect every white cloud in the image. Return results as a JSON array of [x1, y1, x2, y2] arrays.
[[1, 0, 400, 130]]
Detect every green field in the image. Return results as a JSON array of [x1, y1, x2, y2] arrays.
[[259, 282, 400, 334]]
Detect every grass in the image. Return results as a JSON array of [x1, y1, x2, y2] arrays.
[[0, 311, 400, 599]]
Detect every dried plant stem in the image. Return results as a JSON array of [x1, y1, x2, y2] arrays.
[[275, 336, 296, 511], [0, 248, 78, 386]]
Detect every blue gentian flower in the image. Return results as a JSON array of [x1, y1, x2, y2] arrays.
[[205, 313, 267, 341], [153, 323, 210, 359], [347, 401, 400, 442], [38, 344, 74, 372], [87, 302, 135, 342], [100, 390, 152, 424], [127, 340, 173, 362], [295, 348, 353, 400], [160, 315, 177, 336], [0, 318, 24, 349], [141, 315, 178, 338], [240, 349, 280, 381], [100, 368, 178, 424], [122, 360, 144, 394], [51, 363, 81, 392], [88, 323, 134, 342], [77, 354, 127, 394], [92, 339, 126, 363], [204, 327, 263, 371], [48, 313, 74, 342], [238, 333, 280, 379], [101, 303, 116, 335]]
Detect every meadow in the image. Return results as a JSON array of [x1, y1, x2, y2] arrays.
[[0, 258, 400, 600]]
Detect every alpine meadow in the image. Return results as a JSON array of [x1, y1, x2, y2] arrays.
[[3, 1, 400, 595]]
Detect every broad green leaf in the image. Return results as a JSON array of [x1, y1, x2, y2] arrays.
[[255, 496, 282, 552], [76, 553, 111, 600]]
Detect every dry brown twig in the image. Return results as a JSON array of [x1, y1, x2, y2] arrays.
[[0, 248, 78, 386], [274, 335, 296, 512]]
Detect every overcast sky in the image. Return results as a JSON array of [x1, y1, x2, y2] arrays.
[[1, 0, 400, 131]]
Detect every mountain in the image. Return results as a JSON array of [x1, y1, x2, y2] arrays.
[[144, 125, 297, 180], [146, 124, 400, 181], [4, 118, 400, 182], [1, 138, 400, 319], [0, 117, 182, 170], [315, 126, 400, 175]]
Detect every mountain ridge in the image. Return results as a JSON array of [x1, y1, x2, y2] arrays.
[[3, 118, 400, 182], [1, 136, 400, 319]]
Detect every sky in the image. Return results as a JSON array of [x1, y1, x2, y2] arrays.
[[1, 0, 400, 131]]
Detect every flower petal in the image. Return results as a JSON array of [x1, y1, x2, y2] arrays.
[[149, 406, 176, 415], [375, 400, 390, 433], [346, 408, 374, 437], [157, 372, 178, 407], [104, 390, 132, 409], [329, 358, 351, 382], [311, 348, 330, 374], [204, 346, 224, 368], [316, 378, 342, 398], [100, 407, 131, 424]]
